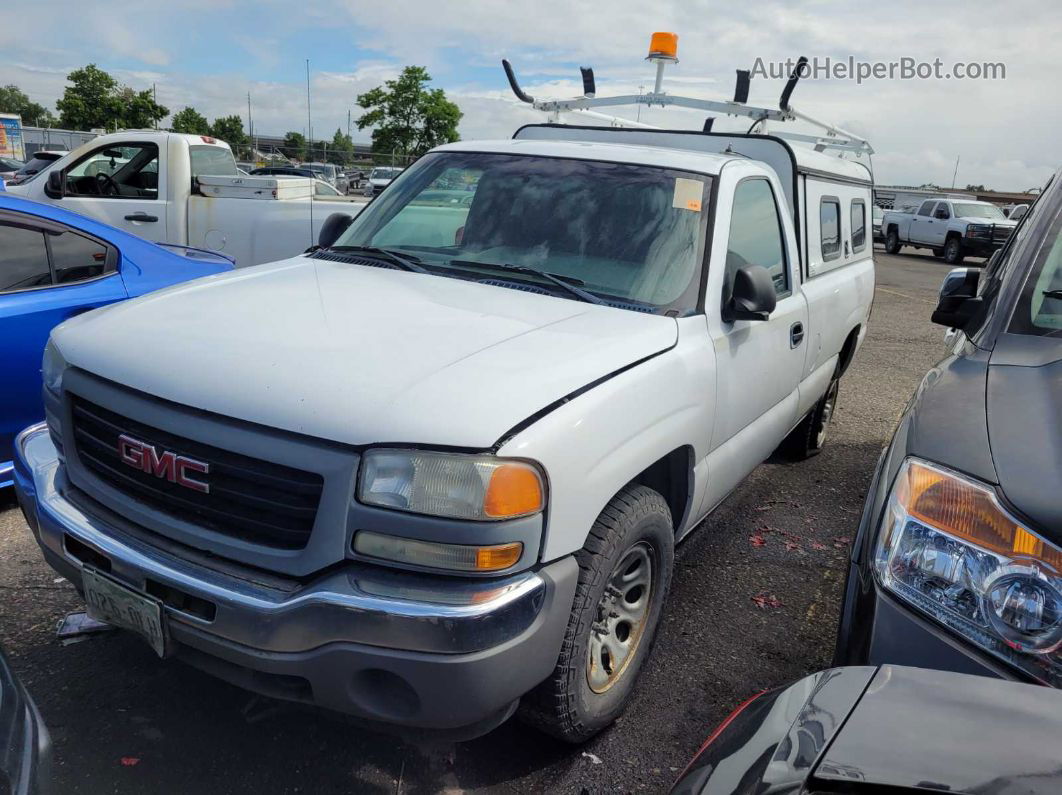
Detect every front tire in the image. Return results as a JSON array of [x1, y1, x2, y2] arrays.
[[884, 228, 901, 254], [781, 378, 840, 460], [944, 236, 965, 264], [519, 485, 674, 743]]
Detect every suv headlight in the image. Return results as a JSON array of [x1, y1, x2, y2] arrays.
[[41, 338, 69, 393], [875, 458, 1062, 684], [357, 449, 545, 521]]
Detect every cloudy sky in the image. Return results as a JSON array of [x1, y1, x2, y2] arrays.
[[3, 0, 1060, 190]]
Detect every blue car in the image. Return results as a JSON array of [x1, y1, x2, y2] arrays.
[[0, 194, 234, 487]]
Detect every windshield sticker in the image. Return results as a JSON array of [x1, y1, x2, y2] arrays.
[[673, 178, 703, 212]]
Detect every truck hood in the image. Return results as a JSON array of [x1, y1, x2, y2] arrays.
[[53, 256, 677, 448], [956, 215, 1017, 227]]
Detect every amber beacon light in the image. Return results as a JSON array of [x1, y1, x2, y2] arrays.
[[647, 32, 679, 61]]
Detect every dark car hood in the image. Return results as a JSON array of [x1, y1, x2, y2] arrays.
[[986, 334, 1062, 543], [816, 666, 1062, 793]]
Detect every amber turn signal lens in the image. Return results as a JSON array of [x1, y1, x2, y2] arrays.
[[484, 463, 544, 519], [898, 460, 1062, 570], [475, 542, 523, 571], [648, 31, 679, 59]]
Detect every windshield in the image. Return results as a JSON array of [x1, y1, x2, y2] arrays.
[[335, 151, 709, 312], [953, 202, 1006, 220], [1010, 204, 1062, 337]]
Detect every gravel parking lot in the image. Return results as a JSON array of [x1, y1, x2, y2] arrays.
[[0, 249, 962, 794]]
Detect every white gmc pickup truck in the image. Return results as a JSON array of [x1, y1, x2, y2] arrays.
[[14, 122, 874, 740], [8, 131, 340, 266]]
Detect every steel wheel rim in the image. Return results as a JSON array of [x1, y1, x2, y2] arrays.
[[816, 381, 839, 447], [587, 541, 654, 693]]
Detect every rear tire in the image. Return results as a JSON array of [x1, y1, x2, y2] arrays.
[[884, 228, 901, 254], [781, 378, 840, 460], [518, 485, 674, 743]]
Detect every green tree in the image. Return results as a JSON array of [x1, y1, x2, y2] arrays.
[[282, 131, 306, 161], [55, 64, 167, 131], [355, 66, 461, 157], [328, 127, 354, 165], [56, 65, 117, 129], [210, 115, 248, 156], [0, 85, 56, 127], [171, 106, 211, 135]]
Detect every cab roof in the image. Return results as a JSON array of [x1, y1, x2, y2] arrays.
[[435, 138, 738, 176]]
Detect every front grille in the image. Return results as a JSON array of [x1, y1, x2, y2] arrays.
[[69, 396, 323, 549]]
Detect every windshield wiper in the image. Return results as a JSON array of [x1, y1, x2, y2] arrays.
[[1042, 290, 1062, 300], [450, 260, 607, 306], [328, 246, 429, 274]]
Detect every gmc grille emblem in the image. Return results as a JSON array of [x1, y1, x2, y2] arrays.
[[117, 434, 210, 494]]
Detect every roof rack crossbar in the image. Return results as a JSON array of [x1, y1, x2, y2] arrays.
[[500, 54, 874, 156]]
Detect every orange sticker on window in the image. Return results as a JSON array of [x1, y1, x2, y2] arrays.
[[686, 199, 702, 211]]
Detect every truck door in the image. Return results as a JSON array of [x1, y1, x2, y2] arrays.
[[702, 175, 808, 506], [909, 200, 938, 244], [56, 141, 169, 243]]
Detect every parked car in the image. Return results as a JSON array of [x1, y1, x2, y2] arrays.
[[0, 193, 234, 487], [1006, 202, 1030, 221], [0, 644, 51, 794], [0, 156, 24, 182], [363, 166, 404, 197], [8, 132, 338, 266], [671, 665, 1062, 794], [871, 205, 884, 242], [14, 124, 873, 741], [8, 151, 68, 186], [301, 162, 348, 194], [344, 169, 366, 192], [835, 167, 1062, 691], [882, 197, 1017, 264]]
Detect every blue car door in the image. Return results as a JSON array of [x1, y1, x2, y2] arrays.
[[0, 210, 126, 483]]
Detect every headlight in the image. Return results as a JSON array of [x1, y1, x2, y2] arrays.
[[966, 224, 992, 237], [875, 458, 1062, 684], [357, 449, 545, 521], [41, 338, 69, 393]]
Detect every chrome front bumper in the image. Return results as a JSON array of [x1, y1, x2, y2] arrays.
[[14, 424, 576, 732]]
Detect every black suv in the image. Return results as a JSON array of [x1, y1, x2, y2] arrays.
[[835, 167, 1062, 689]]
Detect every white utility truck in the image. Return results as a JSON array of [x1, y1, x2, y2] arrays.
[[14, 37, 874, 742], [7, 132, 340, 266], [882, 197, 1017, 263]]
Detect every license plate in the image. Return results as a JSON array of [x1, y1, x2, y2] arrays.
[[82, 567, 168, 657]]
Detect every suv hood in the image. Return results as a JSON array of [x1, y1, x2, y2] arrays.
[[53, 257, 677, 449], [986, 341, 1062, 541]]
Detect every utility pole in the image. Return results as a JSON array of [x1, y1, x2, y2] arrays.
[[305, 59, 312, 163], [951, 155, 960, 190], [153, 83, 158, 130], [347, 109, 351, 139]]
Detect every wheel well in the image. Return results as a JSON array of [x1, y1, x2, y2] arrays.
[[629, 447, 693, 533], [945, 230, 962, 242], [886, 223, 898, 235], [836, 326, 861, 378]]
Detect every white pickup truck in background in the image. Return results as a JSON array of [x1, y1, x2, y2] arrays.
[[8, 131, 357, 267], [882, 197, 1017, 264]]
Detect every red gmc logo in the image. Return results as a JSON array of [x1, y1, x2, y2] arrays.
[[117, 434, 210, 494]]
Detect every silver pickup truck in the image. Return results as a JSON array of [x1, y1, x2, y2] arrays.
[[882, 198, 1017, 264]]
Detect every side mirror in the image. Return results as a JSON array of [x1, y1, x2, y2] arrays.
[[725, 264, 777, 322], [931, 267, 981, 328], [317, 212, 354, 249], [45, 170, 65, 198]]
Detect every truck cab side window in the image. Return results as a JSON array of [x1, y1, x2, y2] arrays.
[[820, 198, 841, 261], [935, 204, 951, 220], [0, 223, 51, 292], [726, 178, 789, 298], [917, 201, 936, 217], [65, 143, 159, 199], [851, 200, 866, 252]]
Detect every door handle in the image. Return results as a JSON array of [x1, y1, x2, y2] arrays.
[[790, 322, 805, 348], [124, 212, 158, 222]]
